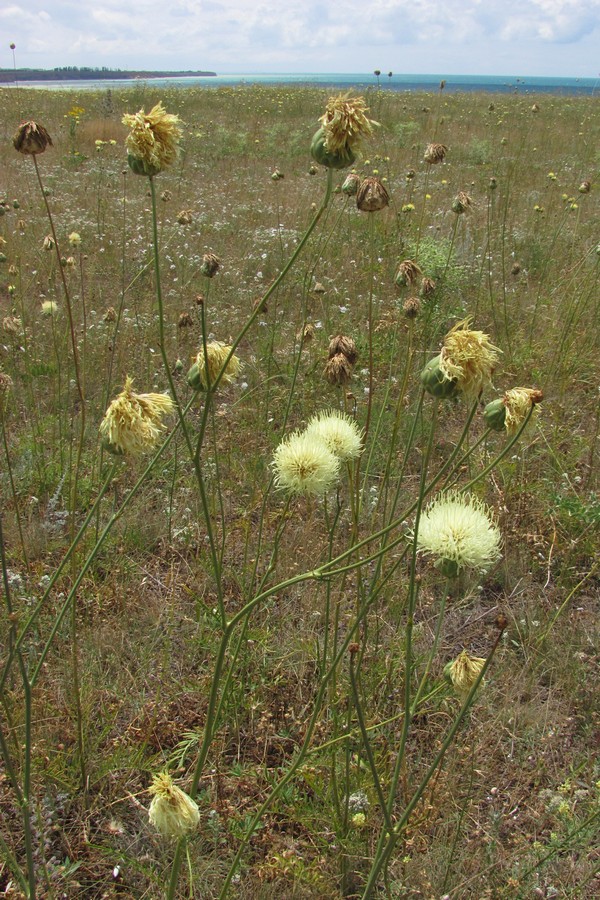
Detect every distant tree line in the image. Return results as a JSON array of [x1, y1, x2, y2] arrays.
[[0, 67, 217, 83]]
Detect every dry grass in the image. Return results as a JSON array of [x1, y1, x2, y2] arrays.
[[0, 83, 599, 898]]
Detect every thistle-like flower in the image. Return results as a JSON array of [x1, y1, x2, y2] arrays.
[[444, 650, 486, 698], [484, 388, 543, 434], [200, 252, 221, 278], [148, 772, 200, 838], [311, 95, 377, 169], [13, 121, 53, 155], [122, 102, 182, 176], [415, 492, 502, 577], [187, 341, 241, 391], [451, 191, 473, 215], [99, 376, 174, 456], [324, 353, 353, 386], [272, 431, 340, 496], [41, 300, 58, 317], [68, 232, 82, 247], [305, 410, 364, 461], [422, 318, 500, 400], [328, 334, 358, 365], [394, 259, 423, 288]]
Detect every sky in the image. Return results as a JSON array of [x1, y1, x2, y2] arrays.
[[2, 0, 600, 78]]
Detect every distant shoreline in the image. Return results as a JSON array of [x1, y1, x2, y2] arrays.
[[0, 68, 217, 84]]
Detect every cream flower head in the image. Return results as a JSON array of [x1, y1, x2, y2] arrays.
[[148, 772, 200, 838], [503, 388, 543, 433], [444, 650, 486, 698], [122, 102, 182, 176], [319, 95, 378, 156], [272, 431, 340, 496], [304, 410, 364, 461], [438, 318, 501, 399], [415, 492, 502, 576], [187, 341, 242, 391], [99, 376, 174, 456]]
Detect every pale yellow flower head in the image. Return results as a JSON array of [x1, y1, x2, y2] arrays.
[[305, 410, 364, 461], [122, 102, 182, 176], [41, 300, 57, 317], [319, 95, 377, 156], [503, 388, 543, 434], [68, 232, 82, 247], [272, 431, 340, 496], [444, 650, 486, 698], [99, 375, 174, 456], [439, 318, 501, 399], [415, 491, 502, 576], [148, 772, 200, 838], [188, 341, 242, 391]]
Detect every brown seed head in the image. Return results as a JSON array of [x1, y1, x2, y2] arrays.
[[403, 297, 421, 319], [356, 176, 389, 212], [395, 259, 423, 288], [423, 142, 448, 164], [201, 252, 221, 278], [324, 353, 353, 386], [178, 312, 194, 328], [177, 209, 193, 225], [420, 276, 436, 296], [103, 307, 117, 323], [328, 334, 358, 365], [452, 191, 473, 215], [13, 121, 53, 155]]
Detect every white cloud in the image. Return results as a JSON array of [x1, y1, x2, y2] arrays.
[[2, 0, 600, 75]]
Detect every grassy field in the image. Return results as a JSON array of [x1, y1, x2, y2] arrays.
[[0, 83, 599, 899]]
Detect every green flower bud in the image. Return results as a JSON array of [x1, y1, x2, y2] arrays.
[[420, 354, 459, 399], [310, 126, 355, 170], [127, 153, 162, 178], [186, 361, 203, 392], [483, 397, 507, 431]]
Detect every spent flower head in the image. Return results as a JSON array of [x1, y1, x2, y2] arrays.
[[438, 318, 501, 399], [415, 491, 502, 576], [187, 341, 241, 391], [13, 121, 53, 155], [444, 650, 486, 698], [99, 376, 174, 456], [319, 95, 377, 156], [484, 387, 543, 434], [305, 410, 364, 461], [148, 772, 200, 838], [272, 431, 340, 496], [122, 102, 182, 176]]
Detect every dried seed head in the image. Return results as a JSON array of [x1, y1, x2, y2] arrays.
[[324, 353, 353, 386], [423, 142, 448, 164], [511, 262, 521, 275], [356, 176, 389, 212], [178, 312, 194, 328], [420, 276, 436, 296], [200, 252, 221, 278], [451, 192, 473, 215], [328, 334, 358, 365], [403, 297, 421, 319], [13, 121, 53, 155], [578, 180, 591, 194], [177, 209, 193, 225], [394, 259, 423, 288], [42, 235, 55, 251], [103, 307, 117, 323], [3, 316, 22, 334]]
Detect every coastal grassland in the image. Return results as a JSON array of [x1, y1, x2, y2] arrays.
[[0, 83, 598, 899]]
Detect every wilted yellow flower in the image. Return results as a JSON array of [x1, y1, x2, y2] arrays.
[[415, 492, 502, 576], [148, 772, 200, 838], [305, 410, 364, 461], [68, 232, 81, 247], [444, 650, 486, 698], [272, 431, 340, 496], [99, 375, 174, 456], [187, 341, 241, 391], [319, 95, 377, 156], [484, 388, 543, 434], [439, 318, 500, 399], [122, 102, 182, 176]]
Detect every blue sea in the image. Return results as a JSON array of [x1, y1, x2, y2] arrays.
[[17, 72, 600, 95]]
